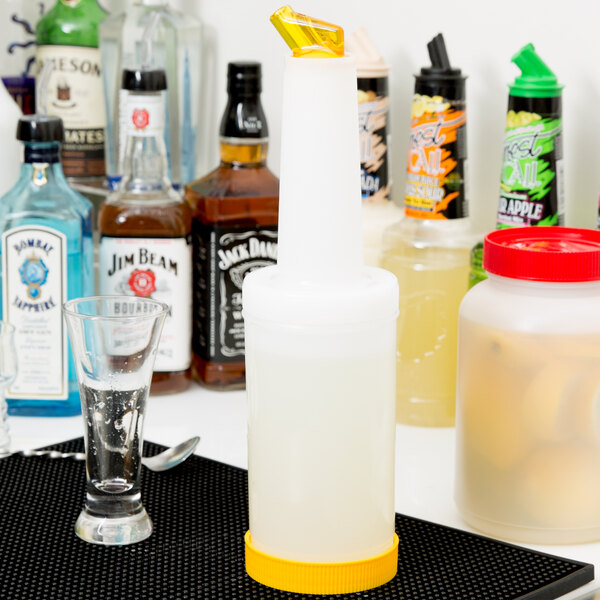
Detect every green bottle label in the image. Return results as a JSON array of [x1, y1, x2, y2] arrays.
[[497, 105, 564, 228]]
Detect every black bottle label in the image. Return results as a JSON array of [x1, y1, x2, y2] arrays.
[[192, 222, 277, 363]]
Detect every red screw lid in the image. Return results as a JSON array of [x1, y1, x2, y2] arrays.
[[484, 227, 600, 282]]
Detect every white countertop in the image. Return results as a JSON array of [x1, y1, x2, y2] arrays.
[[8, 382, 600, 600]]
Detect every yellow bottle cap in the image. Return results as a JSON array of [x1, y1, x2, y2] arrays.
[[245, 531, 399, 594], [270, 5, 344, 58]]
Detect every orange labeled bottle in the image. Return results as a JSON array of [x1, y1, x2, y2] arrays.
[[186, 62, 279, 390], [98, 68, 192, 394]]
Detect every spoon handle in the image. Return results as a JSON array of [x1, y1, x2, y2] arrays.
[[0, 449, 86, 461], [21, 449, 86, 460]]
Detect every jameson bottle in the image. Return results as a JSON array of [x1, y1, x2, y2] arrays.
[[469, 43, 564, 287], [0, 115, 94, 416], [35, 0, 107, 181], [98, 69, 192, 394], [186, 62, 279, 390]]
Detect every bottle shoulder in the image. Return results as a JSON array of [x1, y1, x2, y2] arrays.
[[460, 277, 600, 334], [187, 164, 279, 196], [37, 1, 107, 46], [98, 195, 192, 237], [0, 173, 93, 223], [382, 216, 476, 249], [185, 165, 279, 226]]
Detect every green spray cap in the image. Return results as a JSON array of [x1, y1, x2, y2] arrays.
[[509, 43, 563, 98]]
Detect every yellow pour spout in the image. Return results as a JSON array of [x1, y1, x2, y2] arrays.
[[270, 5, 344, 58]]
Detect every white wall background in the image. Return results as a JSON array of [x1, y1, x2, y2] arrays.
[[101, 0, 600, 233]]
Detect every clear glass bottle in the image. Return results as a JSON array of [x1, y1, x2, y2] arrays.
[[99, 0, 202, 190], [35, 0, 107, 182], [186, 62, 279, 390], [0, 114, 94, 416], [98, 68, 192, 394], [381, 34, 473, 427]]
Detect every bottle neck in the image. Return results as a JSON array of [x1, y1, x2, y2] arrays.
[[21, 142, 65, 187], [219, 138, 268, 167], [219, 90, 268, 168], [120, 91, 170, 193], [24, 142, 61, 165]]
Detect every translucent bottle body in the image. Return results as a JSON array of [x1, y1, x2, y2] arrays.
[[0, 143, 93, 416], [457, 275, 600, 543], [100, 3, 202, 189], [381, 217, 473, 427], [244, 268, 397, 563]]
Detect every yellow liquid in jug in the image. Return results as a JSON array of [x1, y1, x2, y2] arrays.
[[381, 239, 470, 427], [456, 321, 600, 544]]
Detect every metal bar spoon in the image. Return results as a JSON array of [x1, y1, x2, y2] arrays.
[[0, 436, 200, 472]]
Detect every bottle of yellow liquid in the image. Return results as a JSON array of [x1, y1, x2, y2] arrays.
[[381, 33, 474, 427], [243, 6, 399, 595]]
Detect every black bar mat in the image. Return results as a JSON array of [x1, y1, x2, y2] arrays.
[[0, 437, 593, 599]]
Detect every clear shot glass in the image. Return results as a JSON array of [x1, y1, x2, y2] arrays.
[[63, 296, 168, 545]]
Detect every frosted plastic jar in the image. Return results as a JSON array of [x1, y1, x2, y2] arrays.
[[455, 227, 600, 544]]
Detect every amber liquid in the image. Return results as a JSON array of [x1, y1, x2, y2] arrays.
[[185, 142, 279, 390], [98, 196, 193, 394]]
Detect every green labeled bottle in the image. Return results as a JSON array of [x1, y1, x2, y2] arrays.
[[36, 0, 108, 181], [469, 43, 564, 287]]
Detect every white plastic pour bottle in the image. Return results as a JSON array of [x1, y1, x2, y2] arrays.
[[243, 6, 399, 596]]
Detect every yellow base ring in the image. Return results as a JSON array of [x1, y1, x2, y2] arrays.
[[245, 531, 399, 595]]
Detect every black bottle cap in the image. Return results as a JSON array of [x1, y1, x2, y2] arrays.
[[16, 115, 64, 143], [227, 62, 262, 95], [415, 33, 466, 100], [122, 68, 167, 92]]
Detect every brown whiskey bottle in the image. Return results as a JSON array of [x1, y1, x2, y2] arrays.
[[98, 68, 192, 394], [186, 62, 279, 390]]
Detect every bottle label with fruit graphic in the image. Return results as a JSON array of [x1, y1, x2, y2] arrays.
[[405, 93, 467, 220], [98, 236, 192, 372], [497, 101, 563, 228]]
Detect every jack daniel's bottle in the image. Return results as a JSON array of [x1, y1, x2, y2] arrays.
[[35, 0, 107, 180], [186, 62, 279, 390], [98, 68, 192, 394]]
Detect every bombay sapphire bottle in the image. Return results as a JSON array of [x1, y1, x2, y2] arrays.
[[0, 115, 93, 416]]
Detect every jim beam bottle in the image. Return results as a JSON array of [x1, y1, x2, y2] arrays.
[[186, 62, 279, 390], [98, 68, 192, 394], [35, 0, 107, 181]]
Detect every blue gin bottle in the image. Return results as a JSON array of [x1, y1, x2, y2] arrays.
[[0, 115, 93, 416]]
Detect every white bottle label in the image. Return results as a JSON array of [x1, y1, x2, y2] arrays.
[[35, 45, 106, 177], [98, 237, 192, 372], [35, 45, 106, 130], [126, 93, 164, 137], [2, 226, 68, 399]]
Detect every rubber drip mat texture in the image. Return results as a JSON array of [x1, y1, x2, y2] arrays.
[[0, 438, 593, 599]]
